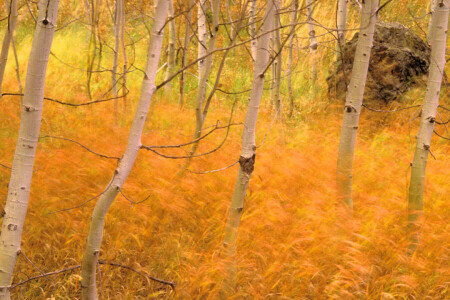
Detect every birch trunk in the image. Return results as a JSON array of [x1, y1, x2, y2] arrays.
[[120, 0, 127, 113], [183, 0, 220, 168], [0, 0, 19, 96], [164, 0, 176, 92], [249, 0, 257, 60], [427, 0, 438, 44], [336, 0, 378, 210], [336, 0, 348, 60], [112, 0, 122, 119], [179, 0, 194, 108], [198, 0, 208, 71], [223, 0, 274, 255], [306, 0, 318, 84], [80, 1, 169, 298], [408, 0, 449, 241], [0, 0, 60, 298], [287, 0, 298, 117]]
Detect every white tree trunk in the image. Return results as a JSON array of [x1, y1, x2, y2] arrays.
[[0, 0, 19, 96], [0, 0, 60, 298], [164, 0, 176, 92], [336, 0, 378, 210], [409, 0, 449, 229], [336, 0, 348, 59], [427, 0, 439, 44], [179, 0, 194, 107], [287, 0, 298, 117], [306, 0, 318, 84], [249, 0, 257, 60], [223, 0, 274, 255], [80, 1, 169, 298], [197, 0, 208, 71]]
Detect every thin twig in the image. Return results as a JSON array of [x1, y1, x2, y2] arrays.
[[186, 159, 239, 174], [362, 104, 421, 113], [10, 266, 81, 290]]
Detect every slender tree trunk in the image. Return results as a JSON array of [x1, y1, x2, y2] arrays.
[[249, 0, 257, 60], [0, 0, 19, 96], [80, 1, 169, 298], [223, 0, 274, 256], [288, 0, 298, 118], [198, 0, 208, 71], [112, 0, 122, 119], [120, 0, 127, 114], [181, 0, 220, 171], [179, 0, 194, 108], [306, 0, 318, 85], [225, 0, 235, 37], [271, 0, 282, 114], [336, 0, 378, 210], [408, 0, 449, 249], [336, 0, 348, 60], [0, 1, 60, 298], [427, 0, 438, 44], [164, 0, 176, 92]]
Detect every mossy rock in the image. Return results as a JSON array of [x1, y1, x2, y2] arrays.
[[327, 22, 430, 104]]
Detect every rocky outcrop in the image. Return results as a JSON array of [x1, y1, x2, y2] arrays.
[[327, 22, 430, 104]]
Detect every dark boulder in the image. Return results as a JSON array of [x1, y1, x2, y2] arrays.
[[327, 22, 430, 104]]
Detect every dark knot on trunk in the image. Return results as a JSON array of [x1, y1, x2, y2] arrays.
[[239, 154, 256, 175]]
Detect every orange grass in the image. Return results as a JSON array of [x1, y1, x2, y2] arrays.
[[0, 0, 449, 298]]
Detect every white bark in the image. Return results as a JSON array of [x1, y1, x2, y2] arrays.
[[249, 0, 257, 59], [0, 0, 60, 298], [197, 0, 208, 70], [179, 0, 194, 107], [164, 0, 176, 92], [223, 0, 274, 254], [112, 0, 123, 118], [0, 0, 19, 95], [80, 1, 169, 298], [409, 0, 449, 224], [336, 0, 378, 210], [336, 0, 348, 59], [306, 0, 317, 83], [427, 0, 439, 44]]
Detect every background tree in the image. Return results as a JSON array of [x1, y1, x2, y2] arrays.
[[0, 0, 19, 96]]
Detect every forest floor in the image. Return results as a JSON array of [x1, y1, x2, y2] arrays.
[[1, 87, 449, 298]]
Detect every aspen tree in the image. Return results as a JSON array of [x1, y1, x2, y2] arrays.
[[198, 0, 208, 71], [164, 0, 176, 92], [306, 0, 318, 84], [336, 0, 378, 210], [288, 0, 298, 117], [183, 0, 220, 168], [249, 0, 257, 59], [179, 0, 194, 108], [0, 0, 60, 298], [80, 1, 169, 298], [120, 0, 127, 113], [427, 0, 438, 44], [271, 0, 282, 114], [0, 0, 19, 96], [223, 0, 274, 254], [336, 0, 348, 60], [408, 0, 449, 242]]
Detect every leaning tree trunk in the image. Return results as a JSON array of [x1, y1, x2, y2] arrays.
[[164, 0, 176, 92], [336, 0, 348, 60], [179, 0, 194, 108], [336, 0, 378, 210], [306, 0, 318, 85], [408, 0, 449, 249], [223, 0, 274, 256], [182, 0, 220, 171], [0, 0, 60, 298], [271, 0, 282, 115], [249, 0, 257, 60], [80, 1, 169, 298], [0, 0, 19, 96], [287, 0, 298, 118]]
